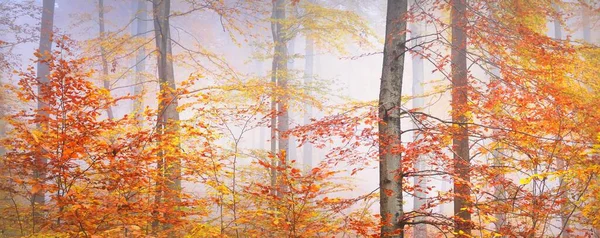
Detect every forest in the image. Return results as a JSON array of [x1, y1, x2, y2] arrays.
[[1, 0, 600, 237]]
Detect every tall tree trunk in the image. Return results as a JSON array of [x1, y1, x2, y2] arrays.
[[269, 0, 279, 196], [255, 59, 266, 150], [98, 0, 114, 119], [33, 0, 55, 232], [270, 0, 288, 196], [133, 0, 147, 122], [553, 9, 569, 237], [302, 35, 314, 171], [483, 3, 507, 235], [491, 147, 506, 235], [287, 32, 297, 164], [451, 0, 471, 236], [409, 1, 427, 236], [151, 0, 181, 234], [378, 0, 408, 237], [275, 0, 289, 166]]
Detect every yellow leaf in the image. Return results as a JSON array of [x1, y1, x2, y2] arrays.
[[519, 177, 532, 185]]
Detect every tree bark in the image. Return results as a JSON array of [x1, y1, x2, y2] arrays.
[[151, 0, 181, 234], [450, 0, 471, 236], [98, 0, 114, 120], [33, 0, 55, 232], [492, 147, 506, 235], [275, 0, 289, 166], [378, 0, 408, 237], [270, 0, 288, 196]]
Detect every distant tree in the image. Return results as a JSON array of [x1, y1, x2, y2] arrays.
[[98, 0, 114, 119], [132, 0, 148, 122]]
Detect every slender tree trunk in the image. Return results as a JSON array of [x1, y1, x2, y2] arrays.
[[275, 0, 289, 166], [379, 1, 408, 237], [133, 0, 147, 122], [491, 147, 506, 235], [302, 35, 314, 171], [255, 60, 266, 150], [33, 0, 55, 232], [287, 33, 297, 164], [553, 10, 569, 237], [151, 0, 181, 234], [451, 0, 471, 236], [269, 0, 279, 196], [483, 3, 507, 235], [270, 0, 288, 196], [98, 0, 114, 119], [409, 1, 427, 236]]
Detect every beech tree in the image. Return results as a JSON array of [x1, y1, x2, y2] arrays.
[[409, 0, 427, 237], [378, 0, 408, 237], [450, 0, 471, 236], [33, 0, 55, 231], [151, 0, 181, 233]]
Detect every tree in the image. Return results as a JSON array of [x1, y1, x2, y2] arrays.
[[450, 0, 471, 236], [270, 0, 289, 196], [133, 0, 148, 122], [98, 0, 114, 119], [151, 0, 181, 233], [552, 4, 570, 236], [2, 39, 156, 236], [378, 0, 408, 237], [302, 34, 314, 170], [409, 0, 427, 237], [33, 0, 55, 231]]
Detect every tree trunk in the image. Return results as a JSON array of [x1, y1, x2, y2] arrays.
[[275, 0, 289, 166], [378, 0, 408, 237], [409, 1, 427, 236], [287, 33, 297, 165], [98, 0, 114, 120], [450, 0, 471, 236], [133, 0, 147, 122], [255, 59, 266, 150], [553, 9, 569, 237], [33, 0, 55, 232], [302, 35, 314, 171], [270, 0, 288, 196], [151, 0, 181, 234], [492, 147, 506, 235]]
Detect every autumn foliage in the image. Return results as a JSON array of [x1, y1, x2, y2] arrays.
[[4, 0, 600, 237]]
